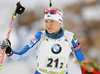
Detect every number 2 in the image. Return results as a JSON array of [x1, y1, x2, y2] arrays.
[[47, 58, 53, 67]]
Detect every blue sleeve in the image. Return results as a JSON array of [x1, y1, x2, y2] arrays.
[[8, 31, 43, 61], [12, 31, 43, 55], [12, 45, 30, 55], [72, 39, 85, 62]]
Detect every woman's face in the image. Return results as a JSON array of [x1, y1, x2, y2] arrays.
[[45, 19, 62, 34]]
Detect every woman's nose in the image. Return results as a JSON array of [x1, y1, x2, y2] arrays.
[[46, 22, 51, 26]]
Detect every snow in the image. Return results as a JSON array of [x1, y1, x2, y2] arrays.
[[82, 5, 100, 21]]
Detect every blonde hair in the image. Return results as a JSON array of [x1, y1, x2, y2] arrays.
[[48, 6, 63, 13]]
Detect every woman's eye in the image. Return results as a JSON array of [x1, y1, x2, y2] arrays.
[[51, 20, 54, 22], [45, 21, 48, 22]]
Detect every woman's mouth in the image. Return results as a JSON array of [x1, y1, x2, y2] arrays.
[[47, 28, 52, 30]]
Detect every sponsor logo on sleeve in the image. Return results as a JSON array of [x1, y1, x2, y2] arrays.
[[28, 36, 37, 47], [73, 35, 77, 41], [31, 36, 37, 43], [28, 40, 33, 47]]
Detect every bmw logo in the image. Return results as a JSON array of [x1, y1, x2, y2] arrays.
[[51, 44, 62, 54]]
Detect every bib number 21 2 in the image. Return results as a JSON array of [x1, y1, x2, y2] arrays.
[[46, 57, 65, 69]]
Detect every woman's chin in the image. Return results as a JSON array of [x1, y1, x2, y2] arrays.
[[47, 30, 54, 34], [48, 32, 54, 34]]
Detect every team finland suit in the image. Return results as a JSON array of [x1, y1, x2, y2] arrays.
[[6, 28, 85, 74]]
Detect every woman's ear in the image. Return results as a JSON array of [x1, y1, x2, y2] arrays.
[[60, 23, 63, 27], [59, 23, 62, 26]]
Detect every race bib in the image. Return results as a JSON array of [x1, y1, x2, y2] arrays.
[[45, 57, 65, 69]]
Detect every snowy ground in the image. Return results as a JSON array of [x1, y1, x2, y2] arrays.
[[0, 0, 99, 74]]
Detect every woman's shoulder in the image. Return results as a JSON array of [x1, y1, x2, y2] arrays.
[[36, 30, 45, 35], [40, 30, 45, 34], [64, 30, 78, 43], [35, 30, 45, 38], [64, 30, 74, 36]]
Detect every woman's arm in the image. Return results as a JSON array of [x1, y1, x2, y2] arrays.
[[6, 31, 43, 61], [71, 34, 85, 62]]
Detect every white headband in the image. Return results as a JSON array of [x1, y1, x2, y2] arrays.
[[44, 10, 63, 24]]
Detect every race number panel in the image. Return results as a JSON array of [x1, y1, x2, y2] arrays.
[[45, 57, 65, 69]]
